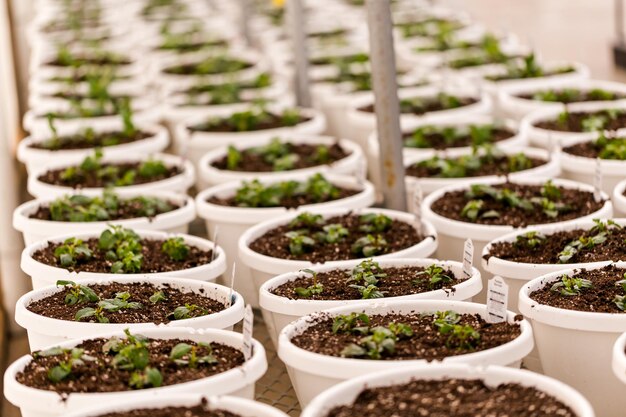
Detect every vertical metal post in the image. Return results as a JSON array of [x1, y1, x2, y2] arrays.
[[616, 0, 625, 45], [286, 0, 311, 107], [239, 0, 252, 46], [366, 0, 407, 211]]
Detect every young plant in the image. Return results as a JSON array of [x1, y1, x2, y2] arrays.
[[348, 259, 387, 285], [285, 230, 316, 256], [161, 237, 189, 261], [433, 311, 480, 350], [351, 234, 388, 257], [75, 291, 143, 323], [169, 342, 217, 368], [56, 280, 99, 305], [54, 237, 93, 268], [614, 278, 626, 311], [149, 290, 166, 303], [514, 231, 546, 248], [289, 212, 325, 228], [138, 159, 168, 178], [340, 323, 413, 359], [315, 223, 349, 244], [102, 329, 162, 389], [413, 264, 454, 288], [558, 232, 607, 263], [294, 268, 324, 298], [168, 303, 209, 320], [226, 145, 242, 169], [98, 225, 143, 273], [38, 347, 97, 383], [332, 312, 370, 334], [550, 274, 593, 296], [358, 213, 392, 233]]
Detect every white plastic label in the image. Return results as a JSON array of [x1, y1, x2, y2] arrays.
[[411, 183, 423, 234], [211, 226, 220, 263], [228, 263, 236, 307], [594, 158, 602, 202], [462, 238, 473, 279], [242, 304, 254, 361], [356, 157, 367, 185], [486, 276, 509, 323]]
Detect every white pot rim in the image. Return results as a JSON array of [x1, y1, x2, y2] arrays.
[[613, 331, 626, 384], [259, 258, 482, 316], [498, 78, 626, 106], [613, 179, 626, 212], [518, 262, 626, 332], [422, 177, 612, 240], [559, 136, 626, 173], [278, 299, 533, 379], [15, 276, 244, 337]]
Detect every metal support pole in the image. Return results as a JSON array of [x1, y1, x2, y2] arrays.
[[287, 0, 311, 107], [366, 0, 407, 211], [239, 0, 252, 46]]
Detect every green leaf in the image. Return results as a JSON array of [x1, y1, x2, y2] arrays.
[[75, 307, 96, 321], [170, 343, 192, 360]]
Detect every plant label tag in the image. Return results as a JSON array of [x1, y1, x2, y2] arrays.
[[487, 276, 508, 323], [594, 158, 602, 202], [243, 304, 254, 361], [356, 157, 366, 185], [228, 263, 236, 307], [462, 238, 473, 279], [411, 183, 423, 234], [211, 226, 220, 263]]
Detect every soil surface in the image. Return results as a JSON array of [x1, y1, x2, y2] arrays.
[[27, 282, 225, 324], [359, 97, 476, 115], [37, 163, 182, 188], [529, 264, 626, 313], [563, 139, 626, 159], [17, 338, 244, 393], [271, 265, 465, 300], [402, 127, 514, 149], [430, 183, 604, 227], [28, 131, 151, 151], [290, 313, 521, 361], [207, 186, 358, 209], [518, 89, 626, 103], [535, 110, 626, 132], [190, 114, 310, 133], [211, 143, 349, 172], [32, 238, 214, 273], [406, 155, 545, 178], [248, 213, 424, 262], [99, 404, 239, 417], [326, 379, 576, 417]]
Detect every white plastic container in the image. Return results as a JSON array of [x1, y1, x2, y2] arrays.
[[27, 153, 196, 199], [196, 175, 376, 306], [17, 124, 169, 175], [4, 327, 268, 417], [13, 191, 196, 246], [614, 332, 626, 385], [259, 258, 483, 345], [300, 364, 595, 417], [422, 177, 613, 302], [15, 276, 245, 350], [519, 264, 626, 417], [21, 230, 226, 290], [197, 135, 364, 189], [278, 299, 533, 406], [239, 208, 438, 298], [63, 394, 290, 417], [613, 179, 626, 217], [404, 146, 560, 196]]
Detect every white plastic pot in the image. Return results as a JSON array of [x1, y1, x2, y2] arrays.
[[520, 101, 626, 150], [498, 78, 626, 121], [278, 299, 534, 406], [13, 190, 196, 246], [301, 364, 595, 417], [259, 258, 483, 345], [422, 177, 613, 302], [613, 179, 626, 217], [4, 327, 267, 417], [21, 229, 226, 290], [196, 174, 376, 306], [404, 146, 560, 196], [17, 124, 169, 175], [15, 276, 245, 350], [613, 332, 626, 384], [239, 208, 438, 299], [63, 394, 290, 417], [173, 107, 326, 169], [197, 135, 364, 189], [27, 152, 196, 199], [519, 264, 626, 417]]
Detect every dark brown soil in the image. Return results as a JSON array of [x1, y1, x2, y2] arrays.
[[402, 127, 514, 149], [563, 139, 626, 159], [207, 186, 358, 209], [27, 282, 225, 324], [326, 379, 576, 417], [535, 110, 626, 132], [46, 56, 131, 67], [28, 131, 151, 151], [17, 338, 244, 393], [248, 213, 424, 262], [518, 90, 626, 103], [430, 183, 604, 227], [163, 61, 252, 76], [99, 403, 239, 417], [359, 97, 476, 115], [484, 227, 626, 264], [290, 313, 521, 361], [32, 238, 214, 273], [529, 264, 626, 313], [189, 114, 310, 133], [37, 163, 182, 188], [271, 266, 465, 300], [406, 155, 545, 178], [211, 143, 349, 172]]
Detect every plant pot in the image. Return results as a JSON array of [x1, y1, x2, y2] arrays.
[[300, 363, 594, 417], [518, 264, 626, 417], [259, 258, 483, 346], [63, 394, 290, 417], [520, 101, 626, 150], [3, 327, 267, 417], [613, 179, 626, 216], [422, 177, 613, 302], [238, 208, 438, 301], [404, 146, 560, 196], [172, 107, 326, 169], [614, 331, 626, 385], [498, 78, 626, 121], [15, 276, 245, 350], [27, 152, 196, 199], [278, 299, 533, 406], [196, 135, 363, 189], [196, 174, 376, 306], [21, 229, 226, 290], [17, 124, 169, 174], [13, 190, 196, 246]]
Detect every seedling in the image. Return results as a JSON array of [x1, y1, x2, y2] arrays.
[[169, 342, 217, 368], [558, 232, 607, 263], [138, 159, 168, 178], [54, 237, 93, 268], [433, 311, 480, 350], [460, 200, 484, 221], [129, 367, 163, 389], [413, 264, 454, 288], [161, 237, 189, 261], [351, 234, 388, 257], [226, 146, 242, 169], [358, 213, 392, 233], [289, 212, 325, 228], [149, 290, 166, 303], [168, 303, 209, 320], [56, 280, 99, 305], [332, 312, 370, 334], [340, 322, 413, 359], [315, 223, 349, 244], [614, 278, 626, 311], [44, 347, 97, 383], [285, 230, 316, 255], [349, 283, 386, 299], [514, 231, 545, 248], [98, 225, 143, 273], [75, 291, 142, 323], [550, 274, 593, 296], [348, 259, 387, 286], [294, 268, 324, 298]]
